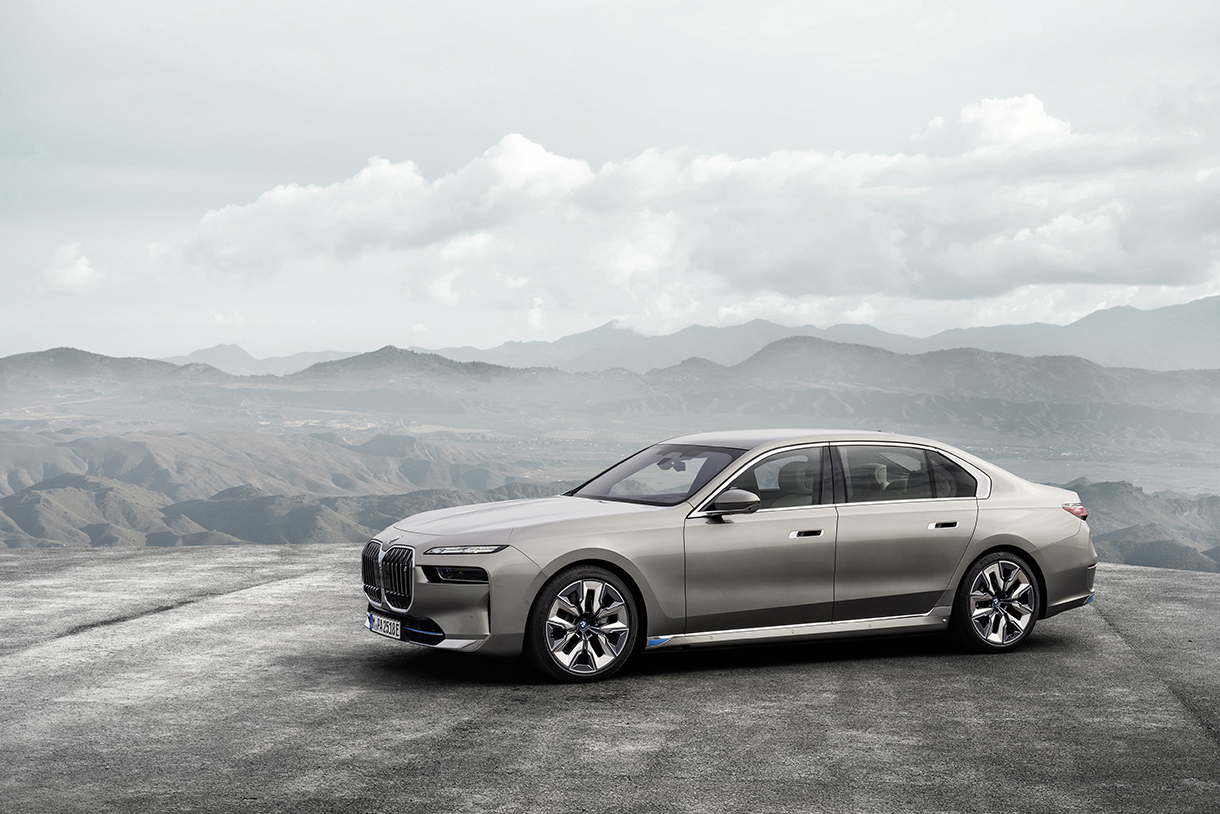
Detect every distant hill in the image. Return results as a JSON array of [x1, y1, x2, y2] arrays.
[[922, 297, 1220, 370], [681, 337, 1220, 412], [289, 345, 541, 386], [0, 431, 523, 500], [0, 473, 576, 549], [0, 347, 179, 387], [161, 344, 359, 376], [413, 296, 1220, 373]]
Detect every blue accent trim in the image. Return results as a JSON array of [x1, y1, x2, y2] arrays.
[[646, 637, 672, 648], [1086, 594, 1094, 604]]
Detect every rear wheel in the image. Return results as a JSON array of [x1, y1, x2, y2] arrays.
[[525, 566, 639, 682], [951, 552, 1040, 653]]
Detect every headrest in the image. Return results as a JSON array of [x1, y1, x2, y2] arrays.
[[863, 463, 888, 486], [777, 461, 817, 494]]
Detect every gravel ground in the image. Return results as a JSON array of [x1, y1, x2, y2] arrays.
[[1, 546, 1217, 814]]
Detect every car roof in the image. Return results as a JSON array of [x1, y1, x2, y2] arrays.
[[662, 428, 947, 451]]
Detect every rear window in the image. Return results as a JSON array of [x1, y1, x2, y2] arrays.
[[839, 445, 933, 503]]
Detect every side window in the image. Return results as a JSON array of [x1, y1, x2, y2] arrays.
[[727, 447, 824, 509], [839, 445, 933, 503], [928, 451, 978, 498]]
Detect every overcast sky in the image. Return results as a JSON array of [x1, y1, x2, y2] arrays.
[[3, 0, 1219, 358]]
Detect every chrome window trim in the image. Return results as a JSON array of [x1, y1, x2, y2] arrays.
[[833, 441, 991, 502], [690, 440, 990, 516], [646, 605, 954, 649], [690, 441, 830, 516], [834, 495, 979, 508]]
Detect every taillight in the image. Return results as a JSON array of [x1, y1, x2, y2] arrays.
[[1063, 503, 1088, 520]]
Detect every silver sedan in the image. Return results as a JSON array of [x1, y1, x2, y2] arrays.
[[362, 430, 1097, 682]]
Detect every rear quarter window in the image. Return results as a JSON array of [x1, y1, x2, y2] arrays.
[[928, 451, 978, 498]]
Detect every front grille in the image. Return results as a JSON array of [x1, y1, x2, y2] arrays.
[[362, 540, 382, 604], [362, 541, 415, 611], [381, 546, 415, 612]]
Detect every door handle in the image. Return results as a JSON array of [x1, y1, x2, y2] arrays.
[[929, 521, 958, 529], [789, 530, 823, 538]]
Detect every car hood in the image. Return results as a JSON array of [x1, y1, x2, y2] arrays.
[[393, 495, 673, 540]]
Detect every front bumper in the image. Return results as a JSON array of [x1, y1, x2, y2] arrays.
[[366, 607, 485, 650], [361, 539, 543, 656]]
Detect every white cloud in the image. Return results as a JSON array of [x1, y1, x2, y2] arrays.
[[41, 244, 101, 294], [596, 211, 683, 289], [841, 302, 877, 324], [438, 232, 501, 261], [527, 297, 544, 331], [211, 311, 246, 324], [173, 96, 1220, 335], [495, 272, 530, 288], [911, 116, 945, 141], [960, 94, 1073, 154], [428, 269, 464, 306]]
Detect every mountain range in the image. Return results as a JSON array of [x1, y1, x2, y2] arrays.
[[7, 318, 1220, 570], [147, 296, 1220, 376], [160, 344, 358, 376], [415, 295, 1220, 373], [7, 335, 1220, 449]]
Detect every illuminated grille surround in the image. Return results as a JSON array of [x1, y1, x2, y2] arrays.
[[361, 541, 415, 613]]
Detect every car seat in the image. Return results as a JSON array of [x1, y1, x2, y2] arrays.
[[772, 461, 818, 507]]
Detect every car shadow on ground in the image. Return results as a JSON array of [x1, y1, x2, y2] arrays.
[[326, 625, 1080, 689]]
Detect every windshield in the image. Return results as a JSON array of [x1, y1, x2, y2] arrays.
[[572, 444, 746, 506]]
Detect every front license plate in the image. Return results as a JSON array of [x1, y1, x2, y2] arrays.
[[367, 612, 402, 640]]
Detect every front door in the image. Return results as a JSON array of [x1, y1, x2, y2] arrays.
[[683, 445, 837, 633]]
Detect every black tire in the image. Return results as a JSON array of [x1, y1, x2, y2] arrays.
[[525, 565, 639, 683], [951, 551, 1040, 653]]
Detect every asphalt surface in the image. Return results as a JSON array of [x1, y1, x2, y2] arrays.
[[2, 546, 1218, 814]]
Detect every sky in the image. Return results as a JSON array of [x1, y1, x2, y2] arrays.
[[2, 0, 1219, 358]]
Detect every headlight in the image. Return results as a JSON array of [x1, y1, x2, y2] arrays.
[[423, 566, 490, 584], [423, 545, 508, 555]]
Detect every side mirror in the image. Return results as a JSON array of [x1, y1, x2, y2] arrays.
[[706, 488, 761, 516]]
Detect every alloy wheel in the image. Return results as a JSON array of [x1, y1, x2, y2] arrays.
[[544, 578, 632, 675], [968, 559, 1036, 646]]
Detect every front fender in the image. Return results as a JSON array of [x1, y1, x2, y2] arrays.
[[523, 545, 683, 638]]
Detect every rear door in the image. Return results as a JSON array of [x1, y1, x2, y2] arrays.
[[831, 444, 978, 620]]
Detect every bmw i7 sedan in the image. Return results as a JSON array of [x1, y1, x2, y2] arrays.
[[362, 430, 1097, 682]]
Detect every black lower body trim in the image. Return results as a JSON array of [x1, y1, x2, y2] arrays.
[[1043, 593, 1094, 619]]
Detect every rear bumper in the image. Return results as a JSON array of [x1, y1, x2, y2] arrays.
[[1043, 562, 1096, 619]]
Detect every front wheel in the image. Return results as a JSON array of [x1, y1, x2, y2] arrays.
[[951, 552, 1040, 653], [525, 566, 639, 682]]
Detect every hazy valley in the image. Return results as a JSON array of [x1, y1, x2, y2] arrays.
[[4, 308, 1220, 572]]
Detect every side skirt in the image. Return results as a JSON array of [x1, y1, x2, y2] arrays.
[[645, 606, 953, 650]]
